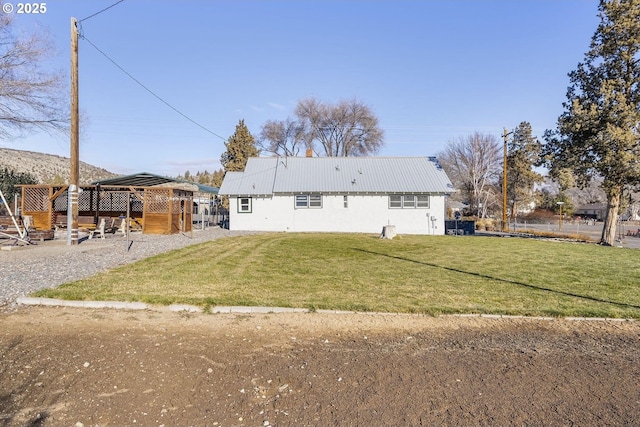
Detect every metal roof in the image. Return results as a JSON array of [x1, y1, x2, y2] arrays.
[[191, 183, 220, 194], [218, 160, 278, 196], [219, 157, 454, 195], [93, 172, 219, 194]]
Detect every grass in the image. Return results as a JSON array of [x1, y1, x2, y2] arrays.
[[33, 233, 640, 318]]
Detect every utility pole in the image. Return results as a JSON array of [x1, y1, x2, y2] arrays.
[[502, 128, 511, 232], [68, 17, 80, 245], [556, 201, 564, 231]]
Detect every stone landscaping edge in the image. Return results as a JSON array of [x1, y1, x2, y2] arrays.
[[14, 297, 636, 322]]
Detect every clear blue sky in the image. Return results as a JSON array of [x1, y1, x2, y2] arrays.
[[6, 0, 600, 177]]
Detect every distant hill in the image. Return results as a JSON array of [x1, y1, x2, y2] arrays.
[[0, 148, 118, 185]]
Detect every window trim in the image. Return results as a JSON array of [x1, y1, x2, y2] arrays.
[[237, 196, 252, 213], [389, 194, 430, 209], [294, 194, 323, 209], [416, 194, 430, 208], [295, 195, 308, 209], [402, 194, 416, 208], [389, 194, 402, 209]]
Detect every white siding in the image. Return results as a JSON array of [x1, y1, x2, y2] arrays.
[[227, 194, 447, 235]]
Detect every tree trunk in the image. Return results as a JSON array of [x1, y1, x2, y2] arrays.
[[600, 185, 621, 246]]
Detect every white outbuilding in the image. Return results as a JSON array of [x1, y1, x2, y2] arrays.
[[218, 156, 454, 235]]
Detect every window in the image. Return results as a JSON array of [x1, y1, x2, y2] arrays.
[[343, 195, 348, 208], [309, 194, 322, 208], [389, 194, 429, 209], [295, 194, 322, 209], [295, 195, 308, 208], [389, 195, 402, 208], [402, 195, 415, 208], [416, 195, 430, 208], [238, 197, 252, 213]]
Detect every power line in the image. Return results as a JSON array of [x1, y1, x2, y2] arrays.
[[79, 0, 126, 23], [79, 33, 227, 142]]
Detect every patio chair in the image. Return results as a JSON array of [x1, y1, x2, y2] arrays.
[[88, 218, 106, 239]]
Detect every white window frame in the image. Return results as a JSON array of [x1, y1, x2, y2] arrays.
[[295, 194, 323, 209], [416, 194, 430, 208], [402, 194, 416, 208], [295, 195, 308, 209], [389, 195, 402, 208], [237, 197, 252, 213], [389, 194, 430, 209]]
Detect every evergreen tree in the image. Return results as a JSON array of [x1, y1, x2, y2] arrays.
[[211, 169, 225, 188], [506, 122, 543, 220], [542, 0, 640, 245], [0, 167, 37, 207], [220, 119, 259, 172]]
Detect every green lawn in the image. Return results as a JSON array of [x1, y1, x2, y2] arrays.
[[34, 233, 640, 318]]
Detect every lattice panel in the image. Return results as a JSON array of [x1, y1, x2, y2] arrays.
[[172, 191, 192, 214], [145, 189, 170, 213], [173, 195, 182, 214], [23, 187, 49, 212], [51, 188, 95, 211], [78, 191, 93, 211], [98, 191, 129, 212], [52, 189, 68, 211]]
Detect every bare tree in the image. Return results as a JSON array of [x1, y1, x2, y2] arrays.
[[439, 132, 501, 218], [295, 97, 384, 157], [258, 118, 306, 157], [567, 176, 606, 206], [0, 15, 67, 139]]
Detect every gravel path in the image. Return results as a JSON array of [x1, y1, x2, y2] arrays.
[[0, 227, 254, 307]]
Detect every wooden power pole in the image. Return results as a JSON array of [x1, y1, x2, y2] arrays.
[[68, 17, 80, 245]]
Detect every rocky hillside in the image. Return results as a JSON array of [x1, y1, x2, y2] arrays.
[[0, 148, 117, 184]]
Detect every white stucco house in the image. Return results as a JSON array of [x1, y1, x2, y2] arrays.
[[218, 156, 454, 235]]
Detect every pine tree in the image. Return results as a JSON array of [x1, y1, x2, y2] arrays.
[[211, 169, 225, 188], [543, 0, 640, 245], [220, 119, 259, 172], [0, 167, 37, 204], [506, 122, 543, 221]]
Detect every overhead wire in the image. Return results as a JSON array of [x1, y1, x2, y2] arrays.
[[76, 0, 227, 142], [79, 0, 126, 23], [79, 33, 227, 142]]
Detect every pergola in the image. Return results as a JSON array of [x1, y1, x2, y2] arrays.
[[20, 172, 217, 235]]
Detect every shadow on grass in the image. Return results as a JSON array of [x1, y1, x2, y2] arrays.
[[354, 248, 640, 311]]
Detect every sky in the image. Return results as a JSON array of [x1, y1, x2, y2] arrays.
[[3, 0, 601, 178]]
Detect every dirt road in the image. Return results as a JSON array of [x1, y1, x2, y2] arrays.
[[1, 306, 639, 427]]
